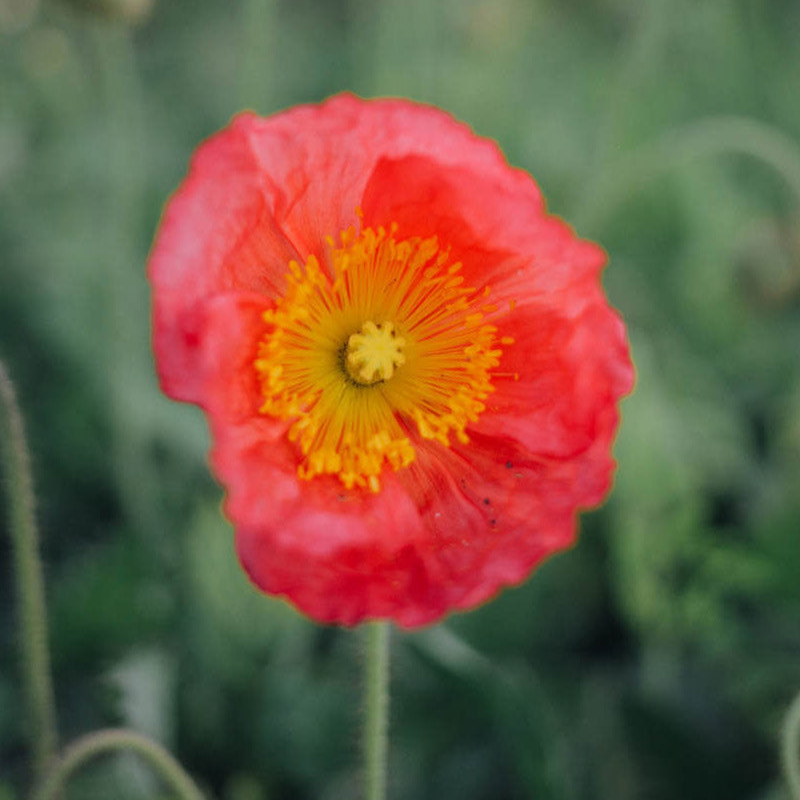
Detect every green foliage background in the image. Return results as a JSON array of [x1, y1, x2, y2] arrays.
[[2, 0, 800, 798]]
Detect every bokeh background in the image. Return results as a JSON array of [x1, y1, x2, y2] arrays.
[[2, 0, 800, 798]]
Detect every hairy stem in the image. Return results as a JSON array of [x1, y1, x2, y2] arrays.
[[0, 360, 58, 780], [363, 622, 390, 800], [30, 728, 207, 800], [784, 688, 800, 800]]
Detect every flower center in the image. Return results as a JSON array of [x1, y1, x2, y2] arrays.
[[345, 321, 406, 385], [254, 223, 511, 493]]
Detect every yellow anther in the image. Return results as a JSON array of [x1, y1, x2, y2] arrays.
[[345, 321, 406, 385]]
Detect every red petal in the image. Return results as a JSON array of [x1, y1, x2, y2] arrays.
[[239, 94, 526, 264], [227, 417, 616, 627], [476, 297, 633, 460], [214, 425, 436, 625], [194, 292, 273, 423], [149, 119, 300, 403]]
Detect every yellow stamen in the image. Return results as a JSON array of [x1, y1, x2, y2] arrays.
[[253, 223, 513, 492]]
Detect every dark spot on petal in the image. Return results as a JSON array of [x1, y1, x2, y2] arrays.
[[490, 518, 497, 526], [460, 478, 467, 489], [483, 497, 490, 505], [505, 461, 513, 469]]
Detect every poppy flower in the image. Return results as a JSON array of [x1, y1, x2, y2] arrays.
[[148, 94, 633, 628]]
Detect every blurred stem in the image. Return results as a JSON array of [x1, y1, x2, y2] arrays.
[[30, 728, 207, 800], [363, 622, 390, 800], [577, 116, 800, 232], [0, 360, 58, 781], [784, 689, 800, 800]]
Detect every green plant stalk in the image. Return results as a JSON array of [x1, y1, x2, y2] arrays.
[[784, 688, 800, 800], [0, 360, 58, 781], [363, 622, 390, 800], [30, 728, 207, 800]]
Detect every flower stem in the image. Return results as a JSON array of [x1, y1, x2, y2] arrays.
[[783, 688, 800, 800], [0, 360, 58, 781], [30, 728, 207, 800], [363, 622, 390, 800]]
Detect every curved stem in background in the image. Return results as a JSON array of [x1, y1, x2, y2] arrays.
[[363, 622, 390, 800], [0, 360, 58, 781], [784, 688, 800, 800], [30, 728, 207, 800], [576, 116, 800, 232]]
